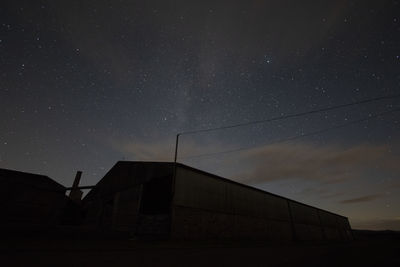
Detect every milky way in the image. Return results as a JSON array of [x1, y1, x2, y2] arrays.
[[1, 0, 399, 230]]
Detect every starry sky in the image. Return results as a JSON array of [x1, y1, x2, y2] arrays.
[[1, 0, 400, 230]]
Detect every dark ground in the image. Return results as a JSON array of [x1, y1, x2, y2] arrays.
[[1, 230, 399, 267]]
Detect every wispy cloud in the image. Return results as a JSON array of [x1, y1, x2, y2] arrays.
[[234, 142, 400, 184], [108, 137, 226, 162], [351, 217, 400, 231], [340, 194, 384, 204], [110, 138, 174, 161], [109, 138, 400, 186], [297, 187, 347, 199]]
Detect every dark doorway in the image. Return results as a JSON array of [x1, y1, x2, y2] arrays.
[[140, 176, 172, 215]]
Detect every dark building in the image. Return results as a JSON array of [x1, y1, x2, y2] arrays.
[[82, 161, 353, 241], [0, 168, 67, 227]]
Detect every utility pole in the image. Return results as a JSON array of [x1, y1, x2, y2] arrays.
[[173, 133, 180, 185], [174, 133, 180, 164]]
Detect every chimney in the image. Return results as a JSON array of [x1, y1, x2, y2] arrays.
[[69, 171, 83, 203]]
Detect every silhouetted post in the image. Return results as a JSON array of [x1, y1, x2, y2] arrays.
[[69, 171, 83, 203], [168, 134, 181, 238], [286, 199, 297, 242], [172, 133, 180, 187], [174, 133, 180, 164], [173, 133, 181, 185], [172, 134, 181, 199]]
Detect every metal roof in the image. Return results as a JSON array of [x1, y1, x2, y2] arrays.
[[0, 168, 66, 192]]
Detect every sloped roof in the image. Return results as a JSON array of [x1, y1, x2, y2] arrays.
[[0, 168, 66, 192], [83, 161, 174, 202]]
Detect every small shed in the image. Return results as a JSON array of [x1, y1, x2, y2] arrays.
[[0, 168, 67, 227]]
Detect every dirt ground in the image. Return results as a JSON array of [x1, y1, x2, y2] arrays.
[[1, 230, 399, 267]]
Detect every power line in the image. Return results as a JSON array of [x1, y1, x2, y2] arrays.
[[173, 93, 400, 163], [178, 94, 400, 136], [180, 107, 400, 160]]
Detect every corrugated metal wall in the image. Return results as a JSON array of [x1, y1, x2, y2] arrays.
[[82, 162, 173, 237], [171, 166, 352, 241], [80, 161, 351, 241]]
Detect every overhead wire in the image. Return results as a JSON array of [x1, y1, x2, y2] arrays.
[[180, 107, 400, 160], [178, 94, 400, 136]]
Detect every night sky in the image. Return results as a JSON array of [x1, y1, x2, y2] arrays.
[[1, 0, 400, 230]]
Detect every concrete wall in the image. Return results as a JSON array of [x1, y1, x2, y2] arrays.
[[171, 165, 352, 242]]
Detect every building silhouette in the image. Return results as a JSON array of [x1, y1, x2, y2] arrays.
[[0, 162, 352, 241], [0, 168, 66, 227], [82, 161, 352, 241]]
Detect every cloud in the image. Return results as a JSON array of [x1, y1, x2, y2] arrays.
[[297, 186, 347, 199], [351, 218, 400, 231], [340, 194, 384, 204], [234, 142, 400, 184], [109, 138, 400, 187], [109, 137, 176, 161], [108, 137, 226, 162]]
